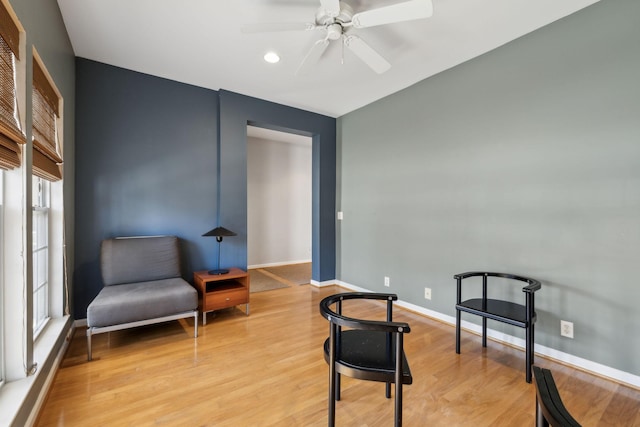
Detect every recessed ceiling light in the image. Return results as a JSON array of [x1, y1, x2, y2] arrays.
[[263, 51, 280, 64]]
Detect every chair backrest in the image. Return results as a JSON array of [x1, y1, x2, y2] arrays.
[[319, 292, 411, 334], [455, 272, 541, 311], [533, 366, 581, 427], [455, 271, 541, 293], [101, 235, 182, 286]]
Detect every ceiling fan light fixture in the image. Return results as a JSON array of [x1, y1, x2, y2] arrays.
[[264, 51, 280, 64]]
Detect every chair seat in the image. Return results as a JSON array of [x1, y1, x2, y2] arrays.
[[457, 298, 536, 328], [323, 330, 412, 384]]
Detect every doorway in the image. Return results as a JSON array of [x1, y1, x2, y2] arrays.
[[246, 125, 312, 285]]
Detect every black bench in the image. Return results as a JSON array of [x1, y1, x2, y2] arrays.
[[455, 271, 541, 382], [533, 366, 581, 426]]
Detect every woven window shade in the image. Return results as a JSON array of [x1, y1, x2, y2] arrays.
[[0, 2, 19, 58], [32, 59, 62, 181], [0, 29, 25, 170]]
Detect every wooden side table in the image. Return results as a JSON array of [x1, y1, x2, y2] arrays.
[[193, 267, 250, 325]]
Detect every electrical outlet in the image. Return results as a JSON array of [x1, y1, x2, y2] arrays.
[[560, 320, 574, 338], [337, 211, 343, 220], [384, 276, 390, 287], [424, 287, 432, 300]]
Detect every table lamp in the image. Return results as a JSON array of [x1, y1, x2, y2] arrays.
[[203, 226, 237, 275]]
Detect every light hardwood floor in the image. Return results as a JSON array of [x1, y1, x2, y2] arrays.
[[37, 284, 640, 426]]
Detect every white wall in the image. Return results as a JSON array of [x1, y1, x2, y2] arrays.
[[247, 129, 312, 267]]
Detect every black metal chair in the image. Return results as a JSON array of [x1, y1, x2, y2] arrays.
[[533, 366, 581, 426], [319, 292, 412, 427], [455, 271, 541, 382]]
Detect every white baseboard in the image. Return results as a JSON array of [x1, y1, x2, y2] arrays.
[[328, 280, 640, 389], [310, 279, 338, 287], [248, 259, 311, 269]]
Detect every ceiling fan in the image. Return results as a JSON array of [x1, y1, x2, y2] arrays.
[[242, 0, 433, 75]]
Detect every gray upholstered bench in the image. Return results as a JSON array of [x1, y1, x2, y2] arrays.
[[86, 236, 198, 360]]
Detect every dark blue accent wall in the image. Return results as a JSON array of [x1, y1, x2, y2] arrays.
[[218, 90, 336, 283], [74, 60, 336, 319], [74, 59, 219, 318]]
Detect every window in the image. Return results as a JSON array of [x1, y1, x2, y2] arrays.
[[32, 176, 50, 336], [31, 52, 62, 339]]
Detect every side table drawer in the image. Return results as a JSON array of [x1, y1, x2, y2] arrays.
[[204, 288, 247, 311]]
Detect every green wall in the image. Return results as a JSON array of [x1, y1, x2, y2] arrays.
[[338, 0, 640, 376]]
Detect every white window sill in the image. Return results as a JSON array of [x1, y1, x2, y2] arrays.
[[0, 315, 71, 426]]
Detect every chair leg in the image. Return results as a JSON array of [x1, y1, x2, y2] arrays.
[[455, 309, 461, 354], [329, 366, 336, 427], [536, 399, 549, 427], [394, 332, 403, 427], [335, 371, 341, 401], [395, 381, 403, 427], [328, 325, 337, 427], [386, 382, 391, 398], [482, 317, 487, 347], [526, 325, 534, 383]]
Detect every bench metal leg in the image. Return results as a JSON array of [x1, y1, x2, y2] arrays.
[[87, 329, 92, 361], [194, 311, 199, 338]]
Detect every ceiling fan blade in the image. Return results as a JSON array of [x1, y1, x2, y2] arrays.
[[319, 0, 341, 17], [296, 38, 330, 76], [241, 22, 317, 33], [352, 0, 433, 29], [344, 35, 391, 74]]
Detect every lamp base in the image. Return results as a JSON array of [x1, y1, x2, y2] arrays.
[[207, 269, 229, 275]]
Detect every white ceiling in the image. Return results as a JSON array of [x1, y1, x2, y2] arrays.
[[57, 0, 599, 118]]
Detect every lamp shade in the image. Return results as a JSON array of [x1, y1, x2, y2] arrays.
[[202, 226, 237, 237]]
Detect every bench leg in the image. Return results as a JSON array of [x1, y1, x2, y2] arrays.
[[86, 329, 92, 361], [194, 311, 199, 338], [455, 309, 461, 354]]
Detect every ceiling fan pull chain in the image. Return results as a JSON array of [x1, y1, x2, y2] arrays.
[[341, 36, 345, 65]]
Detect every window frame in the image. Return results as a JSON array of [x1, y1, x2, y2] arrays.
[[32, 176, 50, 338], [30, 50, 64, 345]]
